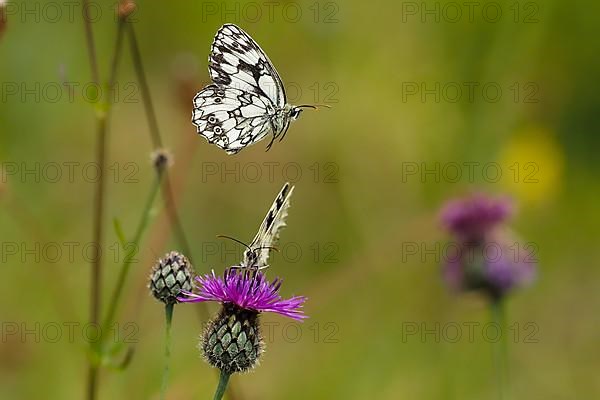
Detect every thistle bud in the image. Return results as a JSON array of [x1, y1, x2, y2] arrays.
[[150, 148, 173, 173], [149, 251, 194, 304], [202, 303, 263, 374], [117, 0, 136, 20]]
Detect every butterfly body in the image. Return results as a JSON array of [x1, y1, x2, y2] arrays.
[[192, 24, 310, 154]]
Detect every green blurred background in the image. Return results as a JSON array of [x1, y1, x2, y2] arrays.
[[1, 0, 599, 398]]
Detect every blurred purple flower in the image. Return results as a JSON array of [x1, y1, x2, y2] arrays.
[[485, 248, 536, 293], [440, 193, 536, 298], [441, 193, 512, 241], [443, 238, 537, 298], [179, 268, 307, 321]]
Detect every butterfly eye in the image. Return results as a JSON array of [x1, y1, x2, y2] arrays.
[[216, 90, 226, 97], [208, 116, 217, 124], [214, 97, 222, 104], [214, 126, 223, 134]]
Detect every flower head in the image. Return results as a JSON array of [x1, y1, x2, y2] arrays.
[[441, 193, 512, 241], [443, 236, 536, 299], [180, 267, 307, 374], [180, 268, 307, 321], [485, 245, 536, 294], [440, 193, 536, 299], [149, 251, 194, 304]]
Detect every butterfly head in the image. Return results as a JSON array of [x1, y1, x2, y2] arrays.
[[244, 249, 258, 266], [289, 108, 303, 120], [283, 104, 307, 121]]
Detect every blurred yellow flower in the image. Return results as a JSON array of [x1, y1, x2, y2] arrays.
[[497, 126, 564, 205]]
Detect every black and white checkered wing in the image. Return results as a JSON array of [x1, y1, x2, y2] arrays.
[[192, 85, 273, 154], [209, 24, 286, 108], [242, 183, 294, 270]]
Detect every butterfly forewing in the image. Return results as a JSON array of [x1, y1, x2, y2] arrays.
[[210, 24, 286, 108], [242, 182, 295, 270]]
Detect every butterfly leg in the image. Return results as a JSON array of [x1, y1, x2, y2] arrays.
[[265, 134, 277, 151], [265, 120, 278, 151], [278, 122, 291, 142]]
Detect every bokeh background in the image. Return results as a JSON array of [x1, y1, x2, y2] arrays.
[[1, 0, 599, 399]]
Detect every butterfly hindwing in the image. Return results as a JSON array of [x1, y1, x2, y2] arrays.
[[243, 182, 294, 269], [192, 84, 273, 154]]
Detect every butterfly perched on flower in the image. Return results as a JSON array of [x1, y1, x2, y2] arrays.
[[220, 183, 294, 271], [192, 24, 323, 154]]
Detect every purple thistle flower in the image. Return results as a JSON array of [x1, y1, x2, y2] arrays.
[[483, 236, 537, 294], [440, 193, 536, 299], [441, 193, 512, 241], [180, 268, 307, 321], [442, 238, 537, 298], [180, 268, 307, 374]]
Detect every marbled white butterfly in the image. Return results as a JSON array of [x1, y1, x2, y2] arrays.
[[192, 24, 321, 154]]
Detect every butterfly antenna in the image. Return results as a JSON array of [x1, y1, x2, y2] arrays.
[[256, 245, 279, 253], [296, 104, 332, 110], [216, 235, 251, 251]]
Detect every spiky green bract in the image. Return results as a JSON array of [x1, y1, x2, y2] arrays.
[[202, 303, 263, 374]]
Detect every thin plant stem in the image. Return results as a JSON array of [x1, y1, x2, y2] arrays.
[[213, 370, 231, 400], [107, 22, 127, 92], [161, 302, 174, 400], [89, 16, 127, 335], [82, 0, 101, 396], [126, 24, 163, 148], [82, 6, 127, 398], [102, 173, 163, 333], [82, 0, 99, 84], [491, 298, 509, 400]]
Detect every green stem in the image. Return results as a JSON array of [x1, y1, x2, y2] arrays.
[[161, 303, 174, 400], [213, 370, 231, 400], [83, 0, 101, 394], [491, 298, 509, 400], [82, 0, 99, 84], [83, 12, 126, 400], [102, 173, 163, 334], [126, 23, 163, 148]]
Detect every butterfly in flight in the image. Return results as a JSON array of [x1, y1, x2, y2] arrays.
[[220, 183, 294, 272], [192, 24, 323, 154]]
